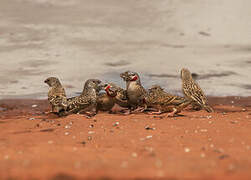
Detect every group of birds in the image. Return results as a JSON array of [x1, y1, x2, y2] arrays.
[[44, 68, 213, 118]]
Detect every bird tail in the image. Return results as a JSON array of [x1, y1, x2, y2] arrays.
[[203, 104, 214, 113]]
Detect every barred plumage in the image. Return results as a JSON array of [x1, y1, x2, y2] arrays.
[[181, 68, 213, 112], [145, 85, 191, 116], [66, 79, 102, 116], [44, 77, 68, 116]]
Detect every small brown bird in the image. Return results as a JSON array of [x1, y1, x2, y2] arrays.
[[96, 83, 117, 112], [120, 71, 147, 112], [101, 83, 131, 114], [107, 83, 130, 109], [146, 85, 191, 116], [66, 79, 103, 117], [181, 68, 213, 112], [44, 77, 68, 116]]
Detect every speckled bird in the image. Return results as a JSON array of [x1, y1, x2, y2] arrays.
[[145, 85, 191, 116], [181, 68, 213, 112], [120, 71, 147, 112], [44, 77, 68, 116], [66, 79, 103, 117]]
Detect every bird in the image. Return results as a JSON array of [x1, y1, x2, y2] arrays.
[[106, 83, 130, 109], [44, 77, 68, 116], [96, 83, 117, 112], [181, 68, 213, 112], [100, 82, 131, 114], [120, 71, 147, 112], [145, 85, 191, 116], [66, 79, 103, 117]]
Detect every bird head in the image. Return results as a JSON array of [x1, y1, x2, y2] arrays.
[[44, 77, 61, 87], [120, 71, 140, 82], [181, 68, 193, 81], [84, 79, 102, 91], [103, 83, 118, 97]]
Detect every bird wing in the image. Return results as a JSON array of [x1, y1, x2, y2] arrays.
[[76, 95, 91, 106], [138, 86, 147, 99], [170, 96, 188, 106], [145, 90, 174, 105], [49, 95, 68, 108], [66, 95, 91, 114], [161, 95, 178, 105], [183, 78, 208, 105], [183, 81, 213, 112], [119, 89, 128, 100], [157, 91, 182, 105], [190, 82, 208, 106]]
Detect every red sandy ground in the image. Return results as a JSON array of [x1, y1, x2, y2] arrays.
[[1, 97, 251, 180]]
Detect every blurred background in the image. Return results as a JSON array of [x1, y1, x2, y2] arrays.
[[0, 0, 251, 98]]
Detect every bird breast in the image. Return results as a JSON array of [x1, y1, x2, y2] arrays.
[[127, 82, 144, 104]]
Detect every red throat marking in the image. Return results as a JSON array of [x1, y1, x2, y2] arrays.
[[131, 75, 138, 81], [105, 85, 111, 92], [105, 85, 116, 97]]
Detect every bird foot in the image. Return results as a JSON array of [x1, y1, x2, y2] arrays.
[[82, 113, 96, 119], [108, 110, 116, 114], [167, 113, 175, 117], [119, 109, 131, 115], [44, 111, 54, 115], [132, 107, 146, 113], [147, 110, 162, 115], [82, 115, 93, 119], [166, 110, 178, 117], [79, 111, 96, 118]]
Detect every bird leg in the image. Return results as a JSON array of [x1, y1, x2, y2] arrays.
[[44, 111, 53, 115], [119, 109, 131, 115], [167, 108, 178, 117], [131, 107, 144, 113], [79, 105, 97, 118], [78, 110, 96, 118], [131, 103, 148, 113], [147, 109, 162, 115]]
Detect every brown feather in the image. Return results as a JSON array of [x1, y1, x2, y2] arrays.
[[181, 68, 213, 112]]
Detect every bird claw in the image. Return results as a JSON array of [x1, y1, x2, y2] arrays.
[[132, 107, 146, 113], [82, 113, 96, 119], [44, 111, 52, 115], [82, 115, 92, 119], [167, 112, 176, 117], [118, 109, 131, 115], [147, 110, 162, 115], [78, 111, 96, 118]]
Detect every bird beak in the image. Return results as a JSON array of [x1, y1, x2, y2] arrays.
[[120, 72, 130, 81], [120, 71, 128, 78]]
